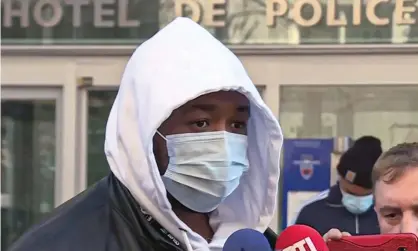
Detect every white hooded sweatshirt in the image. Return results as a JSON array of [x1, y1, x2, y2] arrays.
[[104, 17, 283, 251]]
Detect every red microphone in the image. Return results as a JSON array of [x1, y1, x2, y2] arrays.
[[275, 225, 329, 251]]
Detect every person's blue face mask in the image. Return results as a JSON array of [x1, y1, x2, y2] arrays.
[[341, 189, 373, 214]]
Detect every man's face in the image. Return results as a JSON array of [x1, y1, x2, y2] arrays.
[[374, 168, 418, 235], [153, 91, 250, 174]]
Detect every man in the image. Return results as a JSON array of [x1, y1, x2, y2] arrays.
[[8, 18, 283, 251], [325, 142, 418, 241], [294, 136, 382, 236]]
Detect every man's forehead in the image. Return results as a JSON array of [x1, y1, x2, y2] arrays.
[[180, 91, 249, 111], [189, 91, 248, 104], [374, 170, 418, 208]]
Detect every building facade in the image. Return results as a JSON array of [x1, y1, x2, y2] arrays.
[[2, 0, 418, 249]]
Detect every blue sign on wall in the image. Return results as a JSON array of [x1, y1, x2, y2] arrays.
[[281, 138, 334, 229]]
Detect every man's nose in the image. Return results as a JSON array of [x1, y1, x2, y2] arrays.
[[213, 121, 228, 132], [400, 213, 418, 235]]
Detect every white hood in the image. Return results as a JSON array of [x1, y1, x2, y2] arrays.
[[105, 17, 283, 251]]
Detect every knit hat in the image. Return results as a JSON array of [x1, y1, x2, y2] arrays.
[[337, 136, 383, 189]]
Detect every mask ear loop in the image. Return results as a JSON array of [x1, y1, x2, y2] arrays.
[[156, 130, 167, 141], [157, 132, 191, 250]]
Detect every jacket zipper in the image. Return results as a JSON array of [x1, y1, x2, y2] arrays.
[[327, 202, 361, 234], [355, 215, 359, 234]]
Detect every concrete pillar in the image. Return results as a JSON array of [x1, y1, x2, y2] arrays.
[[301, 91, 322, 138], [336, 104, 354, 137]]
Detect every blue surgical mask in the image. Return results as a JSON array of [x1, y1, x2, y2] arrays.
[[341, 189, 373, 214], [158, 131, 249, 213]]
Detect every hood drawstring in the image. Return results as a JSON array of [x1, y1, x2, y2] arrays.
[[180, 228, 194, 251]]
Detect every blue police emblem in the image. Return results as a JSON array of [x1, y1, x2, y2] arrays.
[[293, 154, 319, 180]]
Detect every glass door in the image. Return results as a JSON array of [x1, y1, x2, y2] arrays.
[[76, 88, 118, 193], [86, 89, 118, 186], [1, 87, 62, 250]]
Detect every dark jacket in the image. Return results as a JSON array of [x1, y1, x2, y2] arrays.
[[294, 184, 380, 236], [8, 174, 277, 251]]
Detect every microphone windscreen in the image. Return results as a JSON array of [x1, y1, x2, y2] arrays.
[[223, 228, 271, 251], [275, 225, 328, 251]]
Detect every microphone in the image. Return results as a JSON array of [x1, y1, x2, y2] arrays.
[[223, 228, 272, 251], [275, 225, 328, 251]]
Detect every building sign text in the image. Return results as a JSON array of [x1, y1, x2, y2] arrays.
[[2, 0, 417, 28]]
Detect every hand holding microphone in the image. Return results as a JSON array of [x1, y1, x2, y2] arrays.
[[323, 228, 418, 251], [322, 228, 351, 242]]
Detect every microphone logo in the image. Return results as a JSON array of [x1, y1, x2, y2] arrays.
[[282, 237, 318, 251]]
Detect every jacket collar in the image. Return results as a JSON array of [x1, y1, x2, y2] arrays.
[[108, 173, 278, 250], [326, 184, 344, 206]]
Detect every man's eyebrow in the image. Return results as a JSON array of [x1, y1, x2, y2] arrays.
[[411, 203, 418, 211], [237, 105, 250, 113], [183, 104, 217, 113], [379, 206, 401, 213], [183, 104, 250, 113]]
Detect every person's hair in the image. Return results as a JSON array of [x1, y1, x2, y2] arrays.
[[372, 142, 418, 188]]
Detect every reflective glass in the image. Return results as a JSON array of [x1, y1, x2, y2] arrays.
[[279, 86, 418, 150], [87, 90, 118, 186], [1, 100, 56, 250]]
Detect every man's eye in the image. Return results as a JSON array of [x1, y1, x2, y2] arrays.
[[193, 120, 209, 128], [384, 213, 399, 219], [231, 122, 247, 129], [383, 213, 401, 226]]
